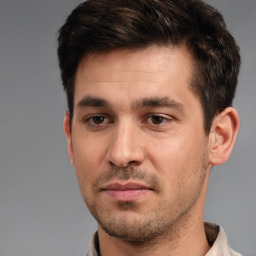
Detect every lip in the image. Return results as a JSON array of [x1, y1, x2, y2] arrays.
[[102, 182, 152, 201]]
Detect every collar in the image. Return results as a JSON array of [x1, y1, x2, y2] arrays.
[[86, 223, 241, 256], [204, 222, 241, 256]]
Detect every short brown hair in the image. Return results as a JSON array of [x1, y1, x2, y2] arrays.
[[57, 0, 240, 133]]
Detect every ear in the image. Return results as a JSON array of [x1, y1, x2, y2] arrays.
[[63, 111, 75, 166], [208, 107, 239, 166]]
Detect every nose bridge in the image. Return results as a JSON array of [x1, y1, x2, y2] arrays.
[[107, 117, 144, 167]]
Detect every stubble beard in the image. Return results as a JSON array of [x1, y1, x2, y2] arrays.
[[83, 163, 209, 243], [90, 199, 184, 243]]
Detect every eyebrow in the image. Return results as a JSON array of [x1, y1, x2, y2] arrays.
[[76, 95, 184, 111], [132, 97, 184, 111], [77, 96, 111, 108]]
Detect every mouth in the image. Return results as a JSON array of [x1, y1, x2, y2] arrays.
[[102, 182, 152, 201]]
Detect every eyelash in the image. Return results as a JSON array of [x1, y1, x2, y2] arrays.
[[145, 114, 172, 125], [83, 114, 112, 126], [83, 113, 173, 128]]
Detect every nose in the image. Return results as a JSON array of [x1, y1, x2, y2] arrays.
[[106, 121, 145, 168]]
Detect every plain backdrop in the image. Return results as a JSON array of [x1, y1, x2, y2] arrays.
[[0, 0, 255, 255]]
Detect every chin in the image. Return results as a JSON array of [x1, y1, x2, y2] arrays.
[[93, 207, 179, 242]]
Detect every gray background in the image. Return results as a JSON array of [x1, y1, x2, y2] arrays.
[[0, 0, 255, 255]]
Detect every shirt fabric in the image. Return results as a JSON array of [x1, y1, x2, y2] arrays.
[[86, 222, 242, 256]]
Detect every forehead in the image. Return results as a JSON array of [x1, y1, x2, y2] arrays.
[[77, 45, 193, 81], [74, 45, 198, 109]]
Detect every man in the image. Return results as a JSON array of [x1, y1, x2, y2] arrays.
[[57, 0, 241, 255]]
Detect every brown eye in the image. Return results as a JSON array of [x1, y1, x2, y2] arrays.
[[151, 116, 164, 124], [91, 116, 106, 125], [148, 115, 169, 125], [89, 116, 107, 125], [83, 114, 112, 130]]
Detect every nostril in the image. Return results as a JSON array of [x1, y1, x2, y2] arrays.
[[127, 160, 139, 166], [109, 160, 139, 169]]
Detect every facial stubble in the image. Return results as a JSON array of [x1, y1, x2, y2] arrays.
[[83, 160, 209, 243]]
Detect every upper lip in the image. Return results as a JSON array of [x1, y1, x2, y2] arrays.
[[103, 182, 151, 191]]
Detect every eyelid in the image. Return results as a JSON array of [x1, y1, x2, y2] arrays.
[[150, 113, 173, 118], [144, 113, 173, 125], [82, 112, 174, 127], [83, 114, 112, 125], [148, 113, 173, 119]]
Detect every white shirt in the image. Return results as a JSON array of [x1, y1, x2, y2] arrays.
[[205, 222, 241, 256]]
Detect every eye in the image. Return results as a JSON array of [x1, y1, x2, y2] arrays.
[[147, 114, 170, 125], [90, 116, 107, 125], [84, 115, 111, 126]]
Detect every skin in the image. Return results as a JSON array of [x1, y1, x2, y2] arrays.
[[64, 45, 239, 256]]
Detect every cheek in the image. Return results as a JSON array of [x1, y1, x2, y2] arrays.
[[72, 135, 107, 189], [147, 131, 207, 183], [73, 131, 107, 163], [147, 133, 191, 170]]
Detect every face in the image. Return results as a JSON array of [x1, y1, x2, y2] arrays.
[[64, 46, 211, 241]]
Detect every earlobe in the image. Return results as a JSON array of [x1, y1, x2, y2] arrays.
[[63, 111, 75, 166], [209, 107, 239, 166]]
